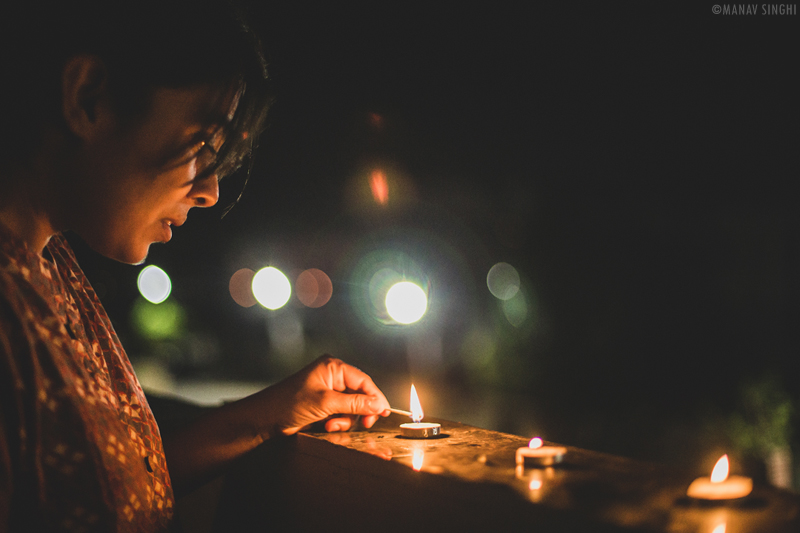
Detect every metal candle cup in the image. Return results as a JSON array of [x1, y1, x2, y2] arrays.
[[516, 438, 567, 467], [400, 422, 441, 438]]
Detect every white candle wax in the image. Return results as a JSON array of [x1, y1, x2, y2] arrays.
[[516, 438, 566, 467]]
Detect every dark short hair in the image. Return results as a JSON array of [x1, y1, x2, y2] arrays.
[[1, 0, 271, 200]]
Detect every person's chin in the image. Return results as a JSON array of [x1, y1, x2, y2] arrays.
[[98, 240, 153, 265]]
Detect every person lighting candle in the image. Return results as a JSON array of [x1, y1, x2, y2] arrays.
[[0, 1, 390, 531]]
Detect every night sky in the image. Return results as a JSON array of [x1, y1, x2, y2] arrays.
[[69, 3, 799, 471]]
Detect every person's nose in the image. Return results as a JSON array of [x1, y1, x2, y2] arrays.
[[190, 176, 220, 207]]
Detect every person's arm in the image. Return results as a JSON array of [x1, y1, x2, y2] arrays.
[[161, 355, 390, 497]]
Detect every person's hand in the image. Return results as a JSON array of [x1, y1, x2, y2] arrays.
[[263, 355, 390, 436]]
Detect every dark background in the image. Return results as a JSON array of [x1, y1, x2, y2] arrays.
[[69, 3, 799, 479]]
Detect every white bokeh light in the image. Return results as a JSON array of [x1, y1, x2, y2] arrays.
[[487, 262, 520, 300], [385, 281, 427, 324], [252, 267, 291, 310], [137, 265, 171, 304]]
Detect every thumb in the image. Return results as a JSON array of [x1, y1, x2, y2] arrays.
[[325, 391, 389, 417]]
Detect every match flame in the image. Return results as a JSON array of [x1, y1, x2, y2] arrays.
[[412, 448, 424, 471], [710, 455, 730, 483], [410, 384, 424, 422], [529, 437, 543, 449]]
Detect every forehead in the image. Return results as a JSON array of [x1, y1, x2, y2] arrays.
[[146, 84, 239, 135]]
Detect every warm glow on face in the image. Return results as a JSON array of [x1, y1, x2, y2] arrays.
[[412, 448, 424, 471], [370, 170, 389, 205], [710, 455, 730, 483], [410, 384, 424, 422], [529, 437, 543, 449]]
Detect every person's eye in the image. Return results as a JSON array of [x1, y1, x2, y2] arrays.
[[194, 141, 219, 173]]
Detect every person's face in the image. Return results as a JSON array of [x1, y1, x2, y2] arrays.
[[67, 84, 237, 264]]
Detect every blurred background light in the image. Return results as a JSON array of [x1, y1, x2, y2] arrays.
[[385, 281, 428, 324], [502, 291, 528, 328], [296, 268, 333, 308], [137, 265, 171, 304], [252, 267, 291, 310], [229, 268, 257, 307], [370, 169, 389, 206], [131, 298, 185, 341], [487, 262, 520, 301], [352, 249, 432, 328]]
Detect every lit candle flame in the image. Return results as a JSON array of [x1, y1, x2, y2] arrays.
[[529, 479, 543, 490], [528, 437, 543, 449], [410, 384, 424, 422], [710, 455, 730, 483], [412, 448, 424, 471], [712, 523, 726, 533]]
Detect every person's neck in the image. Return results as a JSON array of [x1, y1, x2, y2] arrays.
[[0, 178, 59, 256]]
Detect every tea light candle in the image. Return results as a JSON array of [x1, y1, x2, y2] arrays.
[[516, 437, 567, 467], [398, 385, 441, 439], [687, 455, 752, 500]]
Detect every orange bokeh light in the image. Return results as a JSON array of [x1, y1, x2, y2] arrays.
[[529, 437, 543, 449], [370, 170, 389, 206], [296, 268, 333, 308], [229, 268, 256, 307]]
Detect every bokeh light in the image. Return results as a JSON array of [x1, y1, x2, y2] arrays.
[[252, 267, 291, 310], [385, 281, 428, 324], [351, 249, 431, 328], [487, 262, 520, 300], [137, 265, 171, 304], [370, 169, 389, 206], [502, 291, 528, 327], [131, 298, 185, 341], [296, 268, 333, 308], [229, 268, 257, 308]]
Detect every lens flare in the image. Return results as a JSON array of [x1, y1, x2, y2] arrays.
[[385, 281, 427, 324], [252, 267, 291, 310], [137, 265, 171, 304]]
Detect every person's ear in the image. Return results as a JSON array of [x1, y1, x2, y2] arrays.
[[61, 55, 114, 142]]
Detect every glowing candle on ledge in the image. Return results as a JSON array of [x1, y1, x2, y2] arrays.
[[399, 385, 441, 438], [516, 437, 567, 467], [687, 455, 752, 500]]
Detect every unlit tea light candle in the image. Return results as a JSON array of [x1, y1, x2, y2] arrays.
[[687, 454, 752, 500], [516, 437, 567, 467]]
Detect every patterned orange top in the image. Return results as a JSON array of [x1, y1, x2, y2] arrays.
[[0, 225, 174, 532]]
